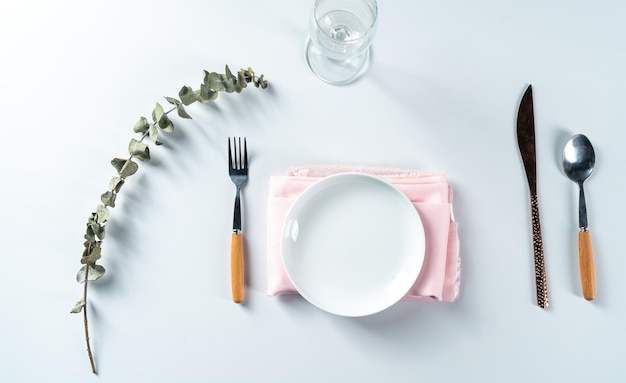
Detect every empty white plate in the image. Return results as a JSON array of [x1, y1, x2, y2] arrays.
[[281, 173, 425, 317]]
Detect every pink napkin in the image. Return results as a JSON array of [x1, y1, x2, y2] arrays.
[[267, 166, 460, 302]]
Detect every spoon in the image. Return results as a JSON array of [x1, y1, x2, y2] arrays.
[[562, 134, 596, 301]]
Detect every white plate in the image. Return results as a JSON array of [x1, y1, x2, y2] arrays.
[[281, 173, 425, 317]]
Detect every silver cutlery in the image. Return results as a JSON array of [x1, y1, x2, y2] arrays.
[[228, 137, 248, 303], [562, 134, 596, 300], [516, 84, 549, 309]]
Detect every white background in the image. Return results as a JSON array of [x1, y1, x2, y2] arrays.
[[1, 0, 625, 381]]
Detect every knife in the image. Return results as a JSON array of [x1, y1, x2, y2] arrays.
[[516, 84, 549, 309]]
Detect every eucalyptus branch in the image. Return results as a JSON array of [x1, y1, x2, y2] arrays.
[[70, 65, 268, 374]]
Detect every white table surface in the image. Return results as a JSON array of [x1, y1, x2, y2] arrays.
[[1, 0, 625, 381]]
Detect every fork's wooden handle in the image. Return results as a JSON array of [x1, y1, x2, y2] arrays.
[[579, 231, 596, 301], [231, 233, 245, 303]]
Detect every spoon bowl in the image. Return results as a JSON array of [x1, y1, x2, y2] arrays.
[[562, 134, 596, 301], [563, 134, 595, 185]]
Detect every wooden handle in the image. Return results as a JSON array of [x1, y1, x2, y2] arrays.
[[579, 231, 596, 301], [231, 233, 245, 303]]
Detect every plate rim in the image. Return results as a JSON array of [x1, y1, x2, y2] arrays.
[[280, 172, 425, 317]]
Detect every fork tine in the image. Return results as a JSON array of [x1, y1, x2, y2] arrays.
[[236, 137, 241, 170], [235, 137, 242, 170], [238, 137, 243, 170], [243, 137, 248, 169], [228, 138, 232, 169]]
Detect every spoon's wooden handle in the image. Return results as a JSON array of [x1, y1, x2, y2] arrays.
[[231, 233, 245, 303], [579, 231, 596, 301]]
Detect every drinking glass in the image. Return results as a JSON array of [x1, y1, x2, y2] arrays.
[[305, 0, 378, 85]]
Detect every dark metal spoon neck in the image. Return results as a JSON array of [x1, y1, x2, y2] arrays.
[[578, 183, 588, 231]]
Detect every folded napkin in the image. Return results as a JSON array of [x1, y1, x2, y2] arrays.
[[267, 166, 460, 302]]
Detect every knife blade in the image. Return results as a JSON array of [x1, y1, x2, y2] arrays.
[[516, 84, 549, 309]]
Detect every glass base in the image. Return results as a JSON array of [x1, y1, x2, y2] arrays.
[[305, 39, 370, 85]]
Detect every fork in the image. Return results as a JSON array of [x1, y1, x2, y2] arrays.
[[228, 137, 248, 303]]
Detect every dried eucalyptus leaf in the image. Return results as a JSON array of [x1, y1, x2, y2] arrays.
[[255, 74, 268, 89], [225, 65, 234, 79], [109, 177, 124, 193], [95, 225, 105, 240], [176, 103, 191, 119], [226, 81, 237, 93], [198, 83, 218, 103], [244, 67, 255, 81], [164, 96, 180, 106], [101, 191, 116, 207], [90, 264, 106, 281], [128, 138, 150, 162], [76, 264, 106, 283], [89, 222, 100, 237], [224, 78, 236, 93], [234, 79, 244, 93], [152, 102, 164, 123], [133, 117, 150, 133], [89, 221, 105, 241], [235, 71, 248, 93], [76, 266, 86, 283], [120, 160, 139, 177], [208, 72, 226, 92], [209, 71, 237, 93], [70, 298, 85, 314], [96, 205, 109, 224], [179, 86, 196, 106], [224, 66, 237, 92], [149, 123, 162, 145], [113, 159, 139, 178], [84, 225, 95, 242], [81, 246, 102, 265], [158, 114, 174, 133], [111, 158, 126, 175]]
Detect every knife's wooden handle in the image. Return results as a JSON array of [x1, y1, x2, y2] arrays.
[[231, 233, 244, 303], [531, 195, 549, 308], [579, 231, 596, 301]]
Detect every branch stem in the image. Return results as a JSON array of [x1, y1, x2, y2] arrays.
[[83, 245, 97, 374]]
